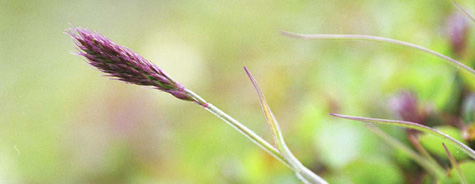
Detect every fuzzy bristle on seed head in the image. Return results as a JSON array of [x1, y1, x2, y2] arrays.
[[67, 27, 193, 101]]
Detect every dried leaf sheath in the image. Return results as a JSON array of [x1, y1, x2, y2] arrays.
[[67, 27, 193, 101]]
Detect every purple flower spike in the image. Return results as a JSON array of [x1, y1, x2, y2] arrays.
[[67, 27, 193, 101]]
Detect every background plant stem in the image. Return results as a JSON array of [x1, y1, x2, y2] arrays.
[[280, 32, 475, 76]]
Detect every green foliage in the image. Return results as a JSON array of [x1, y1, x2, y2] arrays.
[[343, 158, 404, 184], [3, 0, 475, 183], [441, 161, 475, 184], [419, 126, 468, 160]]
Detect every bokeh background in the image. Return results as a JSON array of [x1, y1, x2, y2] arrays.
[[2, 0, 475, 183]]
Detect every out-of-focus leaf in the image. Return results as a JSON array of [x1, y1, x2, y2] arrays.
[[366, 124, 445, 178], [419, 126, 468, 160], [465, 123, 475, 141], [461, 94, 475, 124], [441, 161, 475, 184], [442, 143, 467, 184], [343, 158, 404, 184]]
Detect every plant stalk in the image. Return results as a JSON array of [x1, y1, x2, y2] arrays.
[[184, 89, 290, 167], [185, 89, 327, 184]]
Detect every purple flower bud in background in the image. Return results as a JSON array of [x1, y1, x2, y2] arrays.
[[67, 27, 193, 101], [445, 12, 470, 57], [389, 91, 427, 124]]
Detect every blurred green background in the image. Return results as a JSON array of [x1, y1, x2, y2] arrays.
[[2, 0, 475, 183]]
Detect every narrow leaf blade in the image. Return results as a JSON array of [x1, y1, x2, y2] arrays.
[[244, 67, 282, 149], [244, 67, 328, 184]]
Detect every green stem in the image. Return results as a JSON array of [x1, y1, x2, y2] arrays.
[[185, 89, 328, 184], [184, 89, 291, 167]]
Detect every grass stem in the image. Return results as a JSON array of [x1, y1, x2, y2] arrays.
[[281, 32, 475, 77]]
